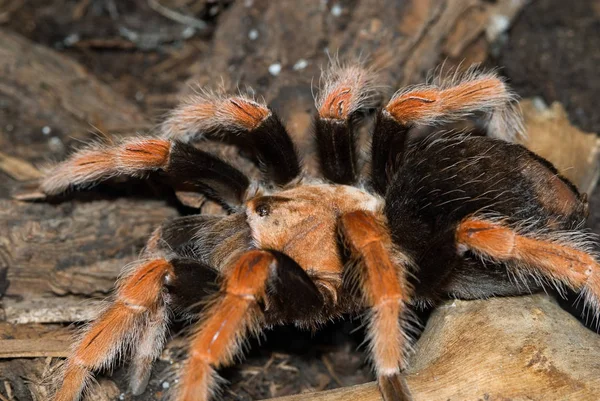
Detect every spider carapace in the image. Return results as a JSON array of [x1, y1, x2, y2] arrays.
[[35, 64, 598, 401]]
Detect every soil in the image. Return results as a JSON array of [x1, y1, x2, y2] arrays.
[[0, 0, 599, 400]]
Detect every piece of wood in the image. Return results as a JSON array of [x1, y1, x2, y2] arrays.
[[520, 98, 600, 194], [0, 358, 120, 401], [0, 323, 73, 358], [0, 29, 148, 167], [265, 295, 600, 401], [0, 198, 178, 302], [2, 295, 103, 324], [0, 152, 42, 181]]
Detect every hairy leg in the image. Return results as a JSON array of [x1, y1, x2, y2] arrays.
[[40, 138, 249, 209], [174, 249, 326, 401], [55, 259, 173, 401], [161, 93, 301, 185], [339, 210, 414, 401], [456, 217, 600, 316], [371, 68, 522, 194], [314, 64, 378, 184], [56, 211, 232, 401], [55, 256, 220, 401]]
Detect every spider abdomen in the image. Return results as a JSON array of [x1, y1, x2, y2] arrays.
[[384, 134, 588, 301]]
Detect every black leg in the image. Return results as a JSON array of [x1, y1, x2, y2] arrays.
[[264, 250, 325, 324], [247, 112, 302, 185], [167, 141, 250, 209], [162, 94, 301, 186], [39, 138, 251, 211], [166, 258, 219, 314], [370, 110, 410, 195], [314, 117, 359, 185], [314, 64, 378, 185]]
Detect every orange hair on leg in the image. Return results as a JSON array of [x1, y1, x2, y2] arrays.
[[457, 218, 600, 311], [316, 63, 378, 120], [385, 69, 523, 140], [41, 138, 172, 195], [54, 259, 173, 401], [174, 250, 273, 401], [161, 93, 271, 141], [340, 210, 413, 401]]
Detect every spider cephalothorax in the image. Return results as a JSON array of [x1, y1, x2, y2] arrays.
[[34, 63, 599, 401]]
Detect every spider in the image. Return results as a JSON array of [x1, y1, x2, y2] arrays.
[[33, 63, 599, 401]]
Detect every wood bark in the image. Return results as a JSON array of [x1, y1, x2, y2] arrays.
[[265, 296, 600, 401]]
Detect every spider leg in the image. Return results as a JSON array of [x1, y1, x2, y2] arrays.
[[133, 215, 236, 394], [41, 138, 249, 210], [128, 303, 168, 395], [145, 212, 252, 275], [456, 217, 600, 316], [55, 256, 218, 401], [314, 64, 378, 184], [55, 258, 173, 401], [174, 249, 325, 401], [339, 210, 413, 401], [161, 93, 301, 186], [371, 69, 522, 195]]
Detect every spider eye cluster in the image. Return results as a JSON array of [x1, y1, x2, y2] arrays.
[[255, 202, 271, 217]]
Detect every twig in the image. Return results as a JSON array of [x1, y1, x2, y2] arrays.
[[320, 355, 344, 387], [261, 382, 382, 401], [72, 38, 137, 50], [71, 0, 91, 20], [0, 152, 42, 181], [147, 0, 208, 30]]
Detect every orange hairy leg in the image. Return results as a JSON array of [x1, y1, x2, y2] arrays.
[[40, 137, 251, 208], [314, 65, 377, 184], [456, 218, 600, 307], [162, 95, 271, 137], [371, 70, 522, 196], [55, 259, 173, 401], [161, 93, 300, 186], [174, 250, 274, 401], [385, 73, 514, 127], [339, 210, 413, 401], [41, 139, 171, 195]]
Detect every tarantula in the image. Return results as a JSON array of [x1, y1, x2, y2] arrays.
[[34, 63, 599, 401]]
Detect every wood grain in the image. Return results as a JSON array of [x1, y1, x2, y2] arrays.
[[0, 323, 72, 358], [265, 295, 600, 401], [520, 98, 600, 194]]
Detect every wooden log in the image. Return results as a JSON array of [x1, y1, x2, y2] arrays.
[[0, 199, 178, 322], [0, 29, 148, 168], [0, 323, 72, 358], [265, 295, 600, 401], [520, 98, 600, 194]]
